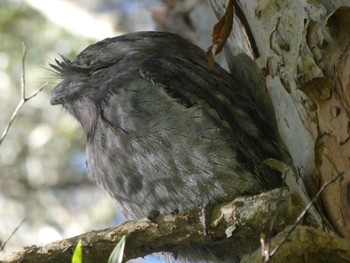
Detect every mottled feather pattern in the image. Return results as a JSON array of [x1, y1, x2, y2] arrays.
[[51, 31, 285, 262]]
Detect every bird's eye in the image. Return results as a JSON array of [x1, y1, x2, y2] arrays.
[[91, 65, 110, 76]]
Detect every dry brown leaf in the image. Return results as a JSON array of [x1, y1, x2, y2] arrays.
[[206, 0, 234, 67]]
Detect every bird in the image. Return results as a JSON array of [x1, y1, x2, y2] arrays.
[[51, 31, 284, 262]]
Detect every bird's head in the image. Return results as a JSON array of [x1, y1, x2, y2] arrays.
[[50, 31, 206, 134], [51, 31, 204, 105]]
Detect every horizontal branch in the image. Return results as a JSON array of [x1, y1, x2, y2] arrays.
[[5, 188, 304, 262]]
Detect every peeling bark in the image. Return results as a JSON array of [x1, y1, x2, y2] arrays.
[[210, 0, 350, 238]]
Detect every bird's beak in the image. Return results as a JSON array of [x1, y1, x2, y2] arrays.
[[51, 81, 83, 105], [50, 82, 66, 105]]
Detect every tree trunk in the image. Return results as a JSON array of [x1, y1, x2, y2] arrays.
[[209, 0, 350, 238]]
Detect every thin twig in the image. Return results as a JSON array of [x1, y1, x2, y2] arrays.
[[0, 42, 48, 146], [0, 218, 26, 251], [269, 173, 343, 258], [21, 42, 26, 99], [260, 233, 269, 263]]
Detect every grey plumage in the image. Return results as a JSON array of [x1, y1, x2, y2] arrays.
[[51, 31, 283, 262]]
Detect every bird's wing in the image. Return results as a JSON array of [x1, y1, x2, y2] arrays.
[[138, 55, 280, 161]]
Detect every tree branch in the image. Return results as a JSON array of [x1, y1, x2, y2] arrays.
[[5, 188, 302, 263]]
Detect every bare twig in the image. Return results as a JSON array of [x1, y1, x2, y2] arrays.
[[0, 218, 26, 251], [0, 43, 46, 252], [21, 42, 26, 99], [260, 216, 276, 263], [260, 233, 269, 263], [0, 42, 48, 146], [269, 173, 343, 258]]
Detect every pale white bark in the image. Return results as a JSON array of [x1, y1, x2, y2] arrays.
[[209, 0, 350, 240]]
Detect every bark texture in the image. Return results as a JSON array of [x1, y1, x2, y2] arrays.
[[6, 189, 302, 262], [210, 0, 350, 238]]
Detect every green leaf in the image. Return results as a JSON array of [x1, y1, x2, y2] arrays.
[[108, 235, 126, 263], [72, 240, 83, 263]]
